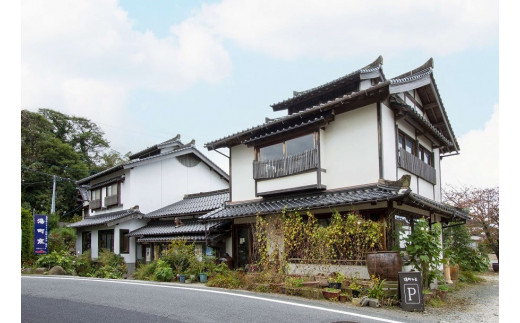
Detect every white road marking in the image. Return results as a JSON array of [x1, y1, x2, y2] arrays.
[[23, 276, 403, 323]]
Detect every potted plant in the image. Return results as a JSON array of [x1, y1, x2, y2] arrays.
[[339, 292, 350, 302], [328, 272, 344, 290], [349, 277, 362, 298], [322, 288, 341, 300]]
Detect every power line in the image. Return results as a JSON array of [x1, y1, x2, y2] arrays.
[[21, 166, 76, 183]]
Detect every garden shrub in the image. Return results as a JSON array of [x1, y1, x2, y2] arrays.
[[443, 223, 489, 272], [74, 250, 93, 276], [153, 259, 174, 282], [89, 249, 126, 279], [36, 250, 75, 273], [49, 227, 76, 253], [134, 261, 158, 281], [161, 240, 196, 275], [206, 271, 243, 289]]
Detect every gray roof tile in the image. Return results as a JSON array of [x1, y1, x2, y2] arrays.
[[68, 208, 143, 228], [127, 219, 226, 237], [145, 190, 229, 218]]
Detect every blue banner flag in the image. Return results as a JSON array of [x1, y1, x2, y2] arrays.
[[34, 214, 48, 254]]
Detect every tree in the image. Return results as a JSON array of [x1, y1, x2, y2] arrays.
[[443, 186, 499, 261], [21, 109, 120, 220]]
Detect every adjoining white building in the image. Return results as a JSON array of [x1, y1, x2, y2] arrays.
[[202, 57, 468, 273], [70, 136, 229, 273]]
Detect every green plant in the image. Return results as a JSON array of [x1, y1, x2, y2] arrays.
[[134, 261, 158, 281], [74, 250, 93, 276], [89, 249, 126, 279], [458, 270, 483, 284], [206, 271, 243, 289], [437, 284, 451, 292], [285, 276, 303, 288], [443, 222, 490, 272], [324, 288, 341, 293], [36, 250, 75, 273], [161, 240, 196, 275], [368, 276, 386, 300], [153, 259, 174, 282], [48, 227, 76, 253], [328, 272, 346, 284], [403, 219, 443, 288]]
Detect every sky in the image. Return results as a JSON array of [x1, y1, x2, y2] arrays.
[[18, 0, 500, 189]]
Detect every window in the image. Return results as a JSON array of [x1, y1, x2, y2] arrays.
[[398, 132, 416, 155], [119, 229, 129, 254], [258, 133, 316, 161], [394, 215, 411, 250], [98, 229, 114, 252], [419, 146, 433, 167], [107, 183, 118, 197], [91, 189, 101, 201], [82, 231, 91, 253]]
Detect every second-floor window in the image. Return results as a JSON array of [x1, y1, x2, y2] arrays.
[[258, 133, 316, 161], [398, 132, 416, 155], [419, 145, 433, 166], [254, 133, 318, 180], [105, 183, 119, 207]]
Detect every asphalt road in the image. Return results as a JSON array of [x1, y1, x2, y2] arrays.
[[21, 276, 412, 323]]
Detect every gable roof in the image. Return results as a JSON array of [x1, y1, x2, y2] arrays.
[[271, 56, 385, 113], [205, 57, 459, 154], [77, 142, 229, 185], [144, 189, 230, 218], [68, 207, 143, 228], [388, 58, 459, 153]]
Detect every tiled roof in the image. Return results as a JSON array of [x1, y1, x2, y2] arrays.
[[201, 184, 406, 220], [77, 145, 229, 185], [407, 193, 469, 220], [271, 56, 384, 109], [68, 208, 143, 228], [136, 234, 225, 243], [205, 81, 389, 150], [145, 190, 229, 218], [242, 115, 332, 145], [201, 184, 469, 221], [127, 220, 226, 237]]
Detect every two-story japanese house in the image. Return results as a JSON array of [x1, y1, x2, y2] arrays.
[[69, 136, 229, 272], [201, 56, 468, 274]]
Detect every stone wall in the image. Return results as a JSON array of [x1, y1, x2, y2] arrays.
[[287, 263, 370, 279]]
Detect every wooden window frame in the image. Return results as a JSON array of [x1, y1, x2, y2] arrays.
[[255, 132, 317, 161], [98, 229, 114, 252], [418, 145, 434, 167], [398, 131, 417, 156]]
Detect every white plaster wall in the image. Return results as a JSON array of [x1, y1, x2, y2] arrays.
[[321, 104, 379, 189], [418, 178, 435, 199], [434, 148, 441, 201], [230, 145, 256, 201], [257, 171, 317, 195], [381, 102, 398, 181]]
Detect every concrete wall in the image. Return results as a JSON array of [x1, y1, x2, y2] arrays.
[[288, 263, 370, 280]]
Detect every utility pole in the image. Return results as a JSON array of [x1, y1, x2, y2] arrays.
[[51, 175, 56, 214]]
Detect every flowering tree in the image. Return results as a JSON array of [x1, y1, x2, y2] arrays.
[[443, 186, 499, 261]]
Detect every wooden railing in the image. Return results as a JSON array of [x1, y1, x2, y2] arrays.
[[104, 195, 119, 207], [253, 148, 319, 180], [90, 199, 101, 210], [398, 148, 437, 184]]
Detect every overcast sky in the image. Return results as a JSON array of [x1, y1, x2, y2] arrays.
[[19, 0, 500, 189]]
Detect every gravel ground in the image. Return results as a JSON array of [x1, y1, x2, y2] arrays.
[[401, 271, 499, 323]]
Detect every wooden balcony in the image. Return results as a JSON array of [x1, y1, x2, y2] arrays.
[[90, 199, 101, 210], [253, 148, 319, 180], [398, 148, 436, 184], [104, 195, 119, 207]]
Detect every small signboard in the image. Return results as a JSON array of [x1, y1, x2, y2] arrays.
[[34, 214, 49, 254], [398, 271, 424, 312]]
